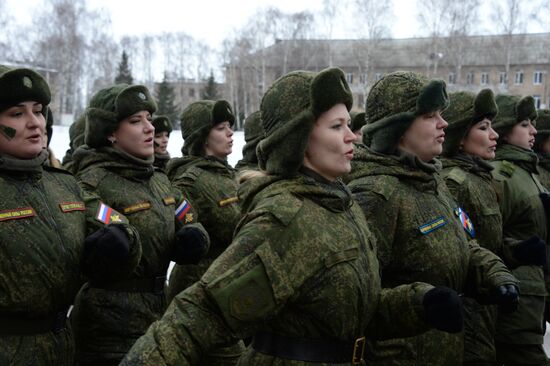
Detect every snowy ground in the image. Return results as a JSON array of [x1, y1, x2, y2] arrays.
[[50, 125, 245, 168]]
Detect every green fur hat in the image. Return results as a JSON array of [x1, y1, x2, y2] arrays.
[[492, 94, 537, 137], [350, 111, 366, 132], [534, 109, 550, 151], [70, 114, 86, 149], [241, 111, 264, 164], [85, 84, 157, 148], [0, 65, 51, 116], [180, 99, 235, 156], [363, 71, 449, 154], [257, 67, 353, 176], [442, 89, 498, 156], [152, 115, 172, 134]]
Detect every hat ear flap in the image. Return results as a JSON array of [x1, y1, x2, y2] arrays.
[[212, 100, 235, 125], [85, 107, 118, 148], [366, 112, 416, 155], [474, 89, 498, 121], [311, 68, 353, 116], [416, 79, 449, 115], [516, 96, 537, 122]]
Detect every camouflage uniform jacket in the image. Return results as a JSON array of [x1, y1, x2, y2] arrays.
[[121, 170, 440, 366], [70, 146, 202, 364], [153, 152, 170, 171], [347, 145, 517, 366], [165, 155, 241, 300], [491, 143, 549, 345], [0, 151, 138, 366], [441, 155, 504, 365], [537, 152, 550, 190]]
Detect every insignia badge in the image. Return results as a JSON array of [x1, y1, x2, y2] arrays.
[[175, 199, 191, 221], [95, 202, 121, 224], [163, 196, 176, 205], [59, 202, 85, 213], [0, 207, 36, 222], [138, 92, 146, 100], [185, 213, 194, 223], [22, 76, 33, 89], [122, 201, 151, 214], [419, 216, 447, 235], [218, 196, 239, 207], [454, 207, 475, 238]]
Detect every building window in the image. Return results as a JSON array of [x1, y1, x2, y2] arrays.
[[466, 71, 474, 85], [346, 73, 354, 84], [189, 88, 195, 97], [499, 72, 507, 85], [359, 73, 367, 85], [480, 72, 489, 85], [448, 73, 456, 85], [534, 95, 541, 109], [514, 70, 524, 85], [375, 73, 383, 81], [534, 71, 543, 85]]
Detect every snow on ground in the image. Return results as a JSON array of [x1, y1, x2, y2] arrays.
[[50, 125, 245, 168]]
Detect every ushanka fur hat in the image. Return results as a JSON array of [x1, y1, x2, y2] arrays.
[[152, 115, 173, 134], [0, 65, 51, 116], [442, 89, 498, 156], [257, 67, 353, 176], [350, 111, 366, 133], [85, 84, 157, 148], [180, 100, 235, 156], [492, 94, 537, 137], [534, 109, 550, 151], [240, 111, 264, 165], [363, 71, 449, 154]]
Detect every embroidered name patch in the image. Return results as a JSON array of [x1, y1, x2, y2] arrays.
[[122, 201, 151, 214], [0, 207, 36, 222], [163, 196, 176, 205], [95, 202, 122, 224], [59, 202, 85, 212], [175, 200, 191, 222], [218, 196, 239, 207], [454, 207, 475, 238], [419, 216, 447, 235]]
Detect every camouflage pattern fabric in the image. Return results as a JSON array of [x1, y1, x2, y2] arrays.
[[537, 153, 550, 190], [153, 152, 170, 171], [120, 171, 440, 365], [165, 155, 241, 301], [441, 155, 504, 365], [235, 111, 263, 171], [70, 146, 200, 365], [0, 150, 138, 366], [347, 144, 517, 366], [491, 143, 550, 365]]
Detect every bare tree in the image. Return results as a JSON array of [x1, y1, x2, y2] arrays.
[[417, 0, 453, 76], [320, 0, 341, 66]]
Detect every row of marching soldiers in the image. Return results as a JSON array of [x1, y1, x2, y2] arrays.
[[1, 62, 550, 366]]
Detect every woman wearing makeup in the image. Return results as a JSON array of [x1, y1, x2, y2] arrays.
[[347, 71, 518, 366], [70, 84, 209, 366]]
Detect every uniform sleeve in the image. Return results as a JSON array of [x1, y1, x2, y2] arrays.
[[79, 181, 142, 281], [465, 240, 519, 300], [367, 282, 434, 340]]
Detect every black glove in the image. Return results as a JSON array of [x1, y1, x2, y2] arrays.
[[493, 284, 519, 313], [84, 224, 130, 260], [513, 235, 548, 267], [172, 226, 209, 265], [422, 286, 463, 333]]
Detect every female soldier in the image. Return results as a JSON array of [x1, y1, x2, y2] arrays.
[[235, 110, 263, 171], [0, 67, 139, 365], [440, 90, 546, 366], [152, 115, 172, 170], [70, 84, 209, 366], [490, 95, 550, 366], [346, 71, 519, 366], [122, 68, 470, 366], [165, 99, 244, 365], [533, 109, 550, 189]]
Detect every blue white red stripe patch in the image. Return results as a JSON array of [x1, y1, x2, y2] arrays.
[[454, 207, 475, 238], [175, 200, 191, 221], [96, 202, 113, 224]]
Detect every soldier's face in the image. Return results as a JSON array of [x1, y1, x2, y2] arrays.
[[303, 103, 356, 182], [0, 101, 45, 159], [504, 119, 537, 150], [462, 118, 499, 160], [111, 110, 155, 159], [399, 110, 448, 162], [205, 121, 233, 159], [154, 131, 170, 154]]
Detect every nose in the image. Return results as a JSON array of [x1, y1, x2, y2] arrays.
[[26, 111, 43, 129], [345, 125, 357, 143], [490, 127, 499, 140], [144, 119, 154, 133], [531, 125, 537, 135], [227, 126, 234, 137], [438, 115, 449, 129]]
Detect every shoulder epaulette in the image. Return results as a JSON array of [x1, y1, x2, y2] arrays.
[[258, 193, 303, 227], [370, 176, 398, 201], [77, 168, 110, 189], [499, 160, 517, 178], [445, 167, 467, 185], [43, 165, 73, 176]]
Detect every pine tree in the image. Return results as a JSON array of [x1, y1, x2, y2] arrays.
[[201, 71, 219, 100], [115, 51, 133, 84], [156, 72, 179, 128]]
